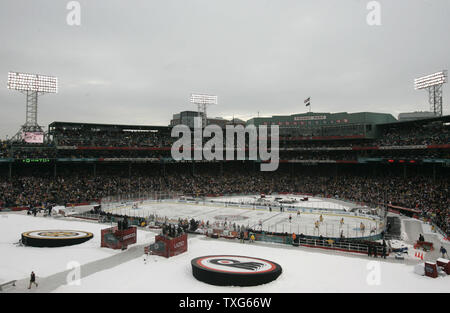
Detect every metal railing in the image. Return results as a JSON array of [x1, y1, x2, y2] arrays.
[[296, 237, 386, 255], [252, 232, 387, 255]]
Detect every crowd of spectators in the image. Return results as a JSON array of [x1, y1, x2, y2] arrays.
[[3, 143, 447, 162], [55, 149, 168, 159], [0, 141, 10, 158], [1, 170, 448, 235], [376, 123, 449, 146], [53, 124, 450, 149], [11, 148, 57, 159], [0, 175, 165, 208], [54, 129, 175, 148], [281, 151, 358, 161]]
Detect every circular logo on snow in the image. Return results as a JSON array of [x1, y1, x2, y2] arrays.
[[197, 255, 275, 273], [21, 230, 94, 248], [214, 215, 249, 222], [22, 230, 93, 239], [191, 255, 282, 287], [38, 231, 79, 238]]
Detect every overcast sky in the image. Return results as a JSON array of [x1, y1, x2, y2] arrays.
[[0, 0, 449, 139]]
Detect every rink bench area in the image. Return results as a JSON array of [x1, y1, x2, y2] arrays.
[[294, 237, 387, 255], [203, 229, 388, 256]]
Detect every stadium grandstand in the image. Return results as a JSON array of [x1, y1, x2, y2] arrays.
[[0, 112, 449, 237]]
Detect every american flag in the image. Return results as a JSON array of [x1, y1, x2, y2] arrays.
[[304, 97, 310, 106]]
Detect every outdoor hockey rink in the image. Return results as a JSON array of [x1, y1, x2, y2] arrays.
[[105, 194, 383, 238]]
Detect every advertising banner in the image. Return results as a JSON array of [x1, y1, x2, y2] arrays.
[[22, 132, 44, 143]]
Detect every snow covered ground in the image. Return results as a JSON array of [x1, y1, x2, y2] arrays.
[[0, 213, 153, 284], [54, 236, 449, 293], [1, 210, 448, 293], [106, 194, 382, 238]]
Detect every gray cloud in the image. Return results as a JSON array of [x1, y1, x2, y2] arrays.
[[0, 0, 449, 138]]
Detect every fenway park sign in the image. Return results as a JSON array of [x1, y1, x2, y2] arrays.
[[294, 115, 326, 121]]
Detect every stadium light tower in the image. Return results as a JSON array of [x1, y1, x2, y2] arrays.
[[414, 70, 447, 117], [190, 93, 218, 128], [7, 71, 58, 142]]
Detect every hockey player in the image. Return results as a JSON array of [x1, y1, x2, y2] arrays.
[[314, 220, 320, 234], [297, 210, 300, 217], [319, 214, 324, 223], [288, 215, 292, 223], [340, 218, 344, 227]]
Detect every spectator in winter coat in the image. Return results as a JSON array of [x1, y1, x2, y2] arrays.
[[28, 271, 38, 289], [382, 245, 387, 259], [418, 234, 425, 242], [440, 246, 448, 258]]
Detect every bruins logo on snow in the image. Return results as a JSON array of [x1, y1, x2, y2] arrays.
[[38, 231, 79, 237]]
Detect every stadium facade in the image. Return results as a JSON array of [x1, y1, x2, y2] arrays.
[[1, 112, 449, 237], [246, 111, 397, 138], [0, 112, 447, 171]]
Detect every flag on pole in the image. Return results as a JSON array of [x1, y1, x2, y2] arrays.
[[304, 97, 311, 106]]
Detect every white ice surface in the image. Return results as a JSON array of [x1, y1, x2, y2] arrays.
[[108, 195, 381, 238]]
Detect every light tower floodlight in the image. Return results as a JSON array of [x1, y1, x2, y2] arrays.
[[414, 70, 447, 116], [7, 71, 58, 142], [190, 93, 218, 127]]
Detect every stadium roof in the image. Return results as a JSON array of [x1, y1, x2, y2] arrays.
[[377, 114, 450, 127]]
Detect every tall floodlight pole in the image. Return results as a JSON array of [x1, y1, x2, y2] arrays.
[[414, 70, 447, 116], [190, 93, 218, 128], [7, 71, 58, 141]]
